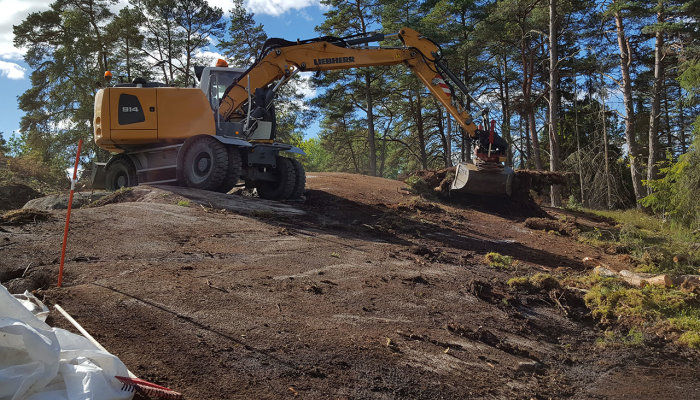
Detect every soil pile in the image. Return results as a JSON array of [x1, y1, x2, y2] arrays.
[[407, 167, 555, 218], [524, 217, 578, 236]]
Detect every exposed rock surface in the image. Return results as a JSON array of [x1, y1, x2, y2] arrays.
[[23, 191, 110, 210]]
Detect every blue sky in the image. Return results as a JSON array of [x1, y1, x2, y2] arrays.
[[0, 0, 327, 143]]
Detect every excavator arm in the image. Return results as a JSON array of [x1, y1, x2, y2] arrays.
[[218, 28, 481, 140], [217, 27, 512, 197]]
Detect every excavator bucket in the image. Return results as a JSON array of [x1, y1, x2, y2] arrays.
[[451, 162, 514, 197]]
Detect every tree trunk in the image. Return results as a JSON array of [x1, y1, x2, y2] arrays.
[[549, 0, 562, 206], [523, 110, 532, 168], [600, 78, 612, 209], [678, 84, 687, 153], [365, 72, 377, 176], [436, 105, 449, 168], [519, 114, 526, 169], [521, 41, 542, 170], [647, 0, 664, 194], [498, 55, 513, 167], [574, 83, 585, 206], [614, 9, 645, 206], [125, 36, 131, 81], [446, 111, 452, 167], [344, 116, 360, 173], [410, 88, 428, 170], [503, 57, 512, 167]]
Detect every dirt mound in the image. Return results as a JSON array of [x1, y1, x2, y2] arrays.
[[0, 183, 41, 210], [513, 169, 571, 201], [406, 167, 549, 218], [0, 209, 53, 225], [525, 217, 578, 236], [408, 167, 456, 197]]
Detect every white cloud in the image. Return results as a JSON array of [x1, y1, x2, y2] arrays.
[[0, 59, 24, 79], [0, 0, 322, 81], [205, 0, 235, 12], [244, 0, 319, 16], [288, 71, 316, 110], [0, 0, 50, 60], [295, 72, 316, 99]]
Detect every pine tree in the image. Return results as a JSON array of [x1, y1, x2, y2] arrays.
[[220, 0, 267, 67]]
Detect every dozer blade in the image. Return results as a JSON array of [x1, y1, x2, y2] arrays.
[[451, 162, 514, 197]]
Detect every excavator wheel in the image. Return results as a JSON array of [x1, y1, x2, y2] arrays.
[[181, 136, 229, 191], [256, 156, 297, 200], [105, 157, 137, 191], [288, 158, 306, 200], [215, 146, 243, 193]]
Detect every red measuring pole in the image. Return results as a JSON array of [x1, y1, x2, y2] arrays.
[[58, 139, 82, 288]]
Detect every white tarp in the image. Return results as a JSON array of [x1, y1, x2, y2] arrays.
[[0, 284, 133, 400]]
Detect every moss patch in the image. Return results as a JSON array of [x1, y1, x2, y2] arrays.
[[579, 276, 700, 348], [508, 273, 560, 293], [485, 252, 513, 269]]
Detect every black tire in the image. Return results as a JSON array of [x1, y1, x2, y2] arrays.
[[181, 136, 228, 190], [105, 157, 137, 191], [256, 156, 296, 200], [288, 158, 306, 199], [215, 147, 242, 193]]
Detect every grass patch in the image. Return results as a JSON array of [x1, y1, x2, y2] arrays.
[[485, 252, 513, 269], [177, 199, 190, 207], [579, 209, 699, 276]]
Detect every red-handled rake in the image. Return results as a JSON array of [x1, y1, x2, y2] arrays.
[[115, 376, 182, 400]]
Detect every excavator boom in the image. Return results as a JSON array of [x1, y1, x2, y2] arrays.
[[217, 27, 511, 197]]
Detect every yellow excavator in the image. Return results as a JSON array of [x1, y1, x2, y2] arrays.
[[93, 27, 512, 199]]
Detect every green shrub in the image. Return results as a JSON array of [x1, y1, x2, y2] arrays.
[[566, 194, 583, 211], [641, 136, 700, 230]]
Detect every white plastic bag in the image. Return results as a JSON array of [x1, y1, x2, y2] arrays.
[[0, 285, 133, 400], [12, 292, 49, 322]]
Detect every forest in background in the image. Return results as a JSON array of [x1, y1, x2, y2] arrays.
[[0, 0, 698, 228]]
